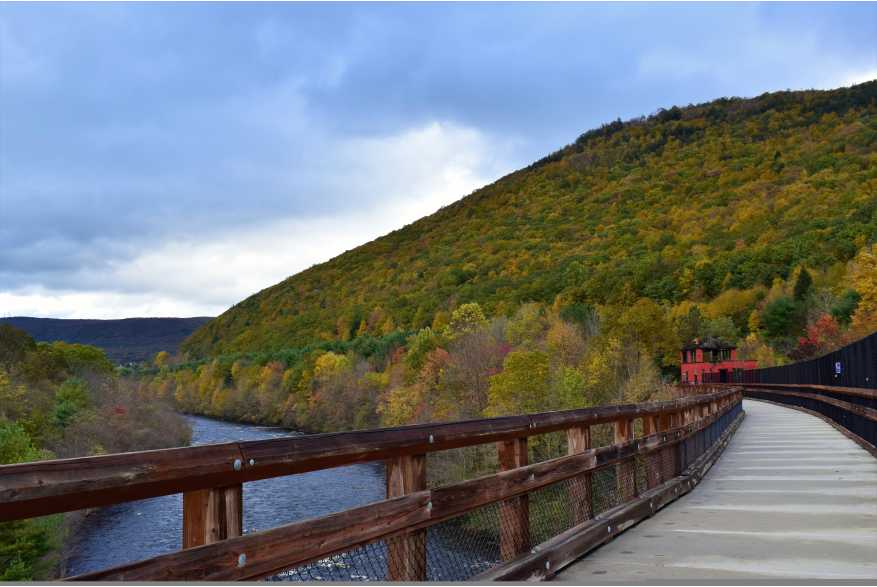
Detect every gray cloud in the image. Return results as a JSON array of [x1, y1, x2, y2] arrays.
[[1, 1, 875, 316]]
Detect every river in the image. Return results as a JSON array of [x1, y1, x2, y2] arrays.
[[65, 415, 387, 577]]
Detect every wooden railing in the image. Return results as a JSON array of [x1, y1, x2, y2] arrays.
[[0, 387, 744, 581]]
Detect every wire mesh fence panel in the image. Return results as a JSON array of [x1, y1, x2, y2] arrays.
[[426, 444, 498, 488], [589, 423, 615, 448], [266, 541, 390, 582], [529, 480, 572, 546], [425, 507, 501, 580]]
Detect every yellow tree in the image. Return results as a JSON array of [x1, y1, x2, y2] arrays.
[[847, 244, 877, 340], [485, 350, 550, 417]]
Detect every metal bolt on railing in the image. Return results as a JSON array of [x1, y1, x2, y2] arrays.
[[234, 459, 242, 471], [238, 554, 246, 565]]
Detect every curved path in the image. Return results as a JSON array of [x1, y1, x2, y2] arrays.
[[555, 399, 877, 581]]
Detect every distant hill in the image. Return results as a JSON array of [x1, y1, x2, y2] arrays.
[[181, 82, 877, 358], [1, 317, 213, 364]]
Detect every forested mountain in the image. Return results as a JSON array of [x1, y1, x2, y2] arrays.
[[182, 82, 877, 358], [1, 317, 212, 364]]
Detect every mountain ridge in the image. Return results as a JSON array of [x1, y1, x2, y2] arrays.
[[1, 316, 212, 364]]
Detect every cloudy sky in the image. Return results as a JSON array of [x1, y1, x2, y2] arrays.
[[1, 2, 875, 319]]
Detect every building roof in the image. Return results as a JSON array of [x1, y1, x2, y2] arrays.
[[681, 336, 736, 352]]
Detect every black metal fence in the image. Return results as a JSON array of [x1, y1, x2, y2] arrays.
[[704, 331, 876, 389]]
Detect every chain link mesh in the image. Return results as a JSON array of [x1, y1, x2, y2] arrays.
[[265, 402, 741, 581]]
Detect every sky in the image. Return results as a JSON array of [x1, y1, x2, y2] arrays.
[[1, 2, 875, 320]]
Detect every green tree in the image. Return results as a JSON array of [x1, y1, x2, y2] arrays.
[[563, 262, 586, 288], [676, 306, 706, 345], [559, 303, 597, 334], [0, 417, 60, 581], [404, 327, 443, 374], [0, 324, 36, 373], [55, 377, 90, 409], [761, 296, 798, 337], [831, 289, 861, 326], [793, 268, 813, 301], [707, 316, 739, 343], [51, 377, 91, 426], [54, 342, 115, 374]]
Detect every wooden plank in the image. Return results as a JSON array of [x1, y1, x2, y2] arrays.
[[728, 382, 877, 400], [224, 484, 243, 541], [0, 443, 246, 523], [67, 400, 742, 582], [386, 455, 426, 581], [182, 489, 208, 550], [1, 389, 741, 523], [566, 427, 591, 526], [498, 438, 529, 561], [183, 484, 243, 549]]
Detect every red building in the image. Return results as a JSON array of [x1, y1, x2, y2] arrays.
[[681, 337, 758, 384]]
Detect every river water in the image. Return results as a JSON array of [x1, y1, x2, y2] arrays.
[[66, 415, 387, 576]]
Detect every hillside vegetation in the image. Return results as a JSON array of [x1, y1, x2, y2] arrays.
[[1, 317, 212, 364], [135, 83, 877, 444], [183, 83, 877, 358], [0, 323, 191, 579]]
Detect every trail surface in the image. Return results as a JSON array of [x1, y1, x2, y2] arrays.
[[555, 399, 877, 581]]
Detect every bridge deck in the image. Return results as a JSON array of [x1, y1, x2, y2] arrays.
[[554, 399, 877, 581]]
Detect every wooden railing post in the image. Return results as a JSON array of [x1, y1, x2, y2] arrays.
[[567, 426, 591, 526], [643, 415, 659, 436], [386, 454, 427, 581], [182, 484, 242, 549], [498, 438, 529, 561], [614, 420, 636, 503], [643, 416, 660, 491]]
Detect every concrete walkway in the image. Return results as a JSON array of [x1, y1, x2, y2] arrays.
[[554, 399, 877, 581]]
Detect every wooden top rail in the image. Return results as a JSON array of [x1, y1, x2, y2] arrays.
[[0, 388, 739, 523], [67, 394, 743, 581], [707, 382, 877, 400]]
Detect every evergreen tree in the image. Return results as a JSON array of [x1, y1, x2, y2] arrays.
[[793, 268, 813, 301], [676, 306, 706, 345]]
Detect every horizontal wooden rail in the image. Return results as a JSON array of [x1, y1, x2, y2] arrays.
[[709, 382, 877, 400], [741, 389, 877, 422], [66, 397, 742, 581], [0, 388, 740, 523]]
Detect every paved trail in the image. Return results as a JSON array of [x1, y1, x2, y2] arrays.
[[555, 399, 877, 581]]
